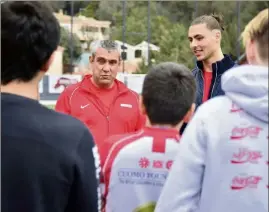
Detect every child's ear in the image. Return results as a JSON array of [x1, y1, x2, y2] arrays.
[[183, 103, 196, 123], [40, 51, 56, 72]]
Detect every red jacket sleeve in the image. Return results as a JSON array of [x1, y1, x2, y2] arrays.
[[135, 110, 146, 131], [97, 140, 110, 211], [98, 135, 124, 211], [98, 141, 111, 185], [134, 94, 146, 131], [55, 89, 71, 115], [98, 134, 127, 183]]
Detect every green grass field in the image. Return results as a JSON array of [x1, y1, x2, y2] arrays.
[[46, 105, 55, 110]]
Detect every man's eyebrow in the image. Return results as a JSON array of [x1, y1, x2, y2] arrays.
[[188, 34, 203, 39], [194, 34, 203, 38], [96, 57, 118, 62], [96, 57, 106, 60]]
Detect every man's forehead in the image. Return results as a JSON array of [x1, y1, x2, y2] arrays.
[[188, 23, 209, 37], [95, 47, 120, 59]]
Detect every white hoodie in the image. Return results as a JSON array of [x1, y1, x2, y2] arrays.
[[155, 65, 268, 212]]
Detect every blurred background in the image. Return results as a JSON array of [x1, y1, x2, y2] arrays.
[[46, 1, 268, 74], [39, 1, 268, 107]]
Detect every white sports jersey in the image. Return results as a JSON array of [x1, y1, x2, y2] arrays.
[[99, 127, 180, 212]]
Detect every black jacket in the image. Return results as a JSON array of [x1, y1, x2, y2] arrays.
[[2, 93, 101, 212], [192, 54, 236, 108], [180, 55, 236, 135]]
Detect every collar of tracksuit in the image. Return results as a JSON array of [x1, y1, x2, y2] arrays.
[[195, 54, 235, 74]]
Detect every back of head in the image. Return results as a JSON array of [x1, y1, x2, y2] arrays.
[[191, 13, 225, 31], [241, 8, 268, 65], [1, 1, 60, 85], [142, 62, 196, 126]]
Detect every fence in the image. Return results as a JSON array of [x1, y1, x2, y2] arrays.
[[39, 74, 146, 105]]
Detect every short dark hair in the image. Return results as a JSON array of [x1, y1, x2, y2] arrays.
[[191, 13, 225, 31], [142, 62, 196, 126], [1, 1, 60, 85]]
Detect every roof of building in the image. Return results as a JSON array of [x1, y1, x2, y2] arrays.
[[54, 12, 111, 28]]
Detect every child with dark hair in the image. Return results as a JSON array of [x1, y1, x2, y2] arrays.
[[98, 62, 196, 212], [1, 2, 101, 212]]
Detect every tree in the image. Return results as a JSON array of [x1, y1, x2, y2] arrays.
[[95, 1, 142, 24], [72, 0, 268, 68], [110, 2, 176, 45], [46, 1, 65, 12], [63, 1, 89, 16], [59, 27, 82, 65], [155, 23, 194, 69], [79, 1, 100, 18]]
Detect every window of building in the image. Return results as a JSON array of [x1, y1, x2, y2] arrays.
[[135, 49, 142, 58]]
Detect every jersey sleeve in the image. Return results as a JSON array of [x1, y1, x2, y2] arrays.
[[155, 107, 208, 212], [70, 128, 102, 212], [55, 89, 71, 115], [98, 135, 122, 185]]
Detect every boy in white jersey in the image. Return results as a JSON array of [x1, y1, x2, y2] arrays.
[[98, 62, 196, 212], [155, 9, 268, 212]]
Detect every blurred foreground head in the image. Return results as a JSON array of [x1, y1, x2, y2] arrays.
[[1, 1, 60, 85], [241, 8, 268, 66]]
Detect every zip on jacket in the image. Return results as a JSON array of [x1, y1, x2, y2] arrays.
[[55, 75, 146, 146], [192, 54, 236, 108]]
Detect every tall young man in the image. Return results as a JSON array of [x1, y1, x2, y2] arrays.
[[99, 62, 196, 212], [1, 2, 101, 212], [188, 14, 236, 107], [55, 40, 145, 146], [180, 14, 237, 135], [156, 9, 268, 212]]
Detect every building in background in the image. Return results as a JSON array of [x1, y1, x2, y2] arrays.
[[135, 41, 160, 65], [54, 10, 111, 50], [53, 11, 160, 74]]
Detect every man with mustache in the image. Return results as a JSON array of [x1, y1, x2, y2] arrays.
[[180, 14, 236, 134], [56, 40, 145, 147]]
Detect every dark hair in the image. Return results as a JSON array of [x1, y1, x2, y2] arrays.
[[1, 1, 60, 85], [191, 13, 225, 31], [142, 62, 196, 126]]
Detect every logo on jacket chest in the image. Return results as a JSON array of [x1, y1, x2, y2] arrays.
[[120, 103, 133, 108], [80, 103, 90, 109]]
